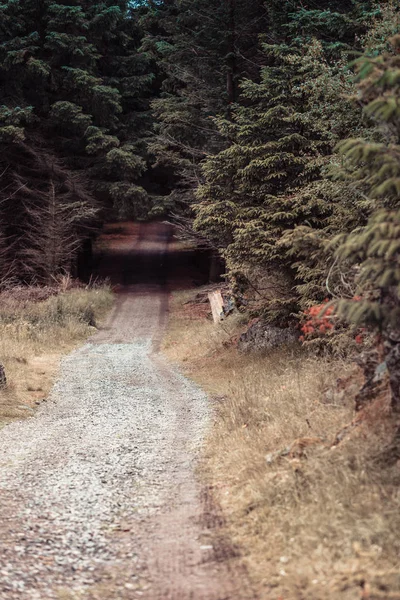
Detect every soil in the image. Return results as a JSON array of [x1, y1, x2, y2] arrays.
[[0, 223, 255, 600]]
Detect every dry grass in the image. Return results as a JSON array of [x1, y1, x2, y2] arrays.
[[0, 285, 113, 425], [163, 288, 400, 600]]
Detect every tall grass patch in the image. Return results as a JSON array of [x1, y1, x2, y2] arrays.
[[163, 287, 400, 600], [0, 285, 113, 424]]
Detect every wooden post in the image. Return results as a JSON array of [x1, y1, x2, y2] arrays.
[[208, 290, 224, 323]]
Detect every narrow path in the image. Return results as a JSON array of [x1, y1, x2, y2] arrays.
[[0, 224, 254, 600]]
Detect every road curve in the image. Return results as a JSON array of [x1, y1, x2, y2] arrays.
[[0, 223, 254, 600]]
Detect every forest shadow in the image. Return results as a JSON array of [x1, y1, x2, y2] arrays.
[[91, 221, 212, 290]]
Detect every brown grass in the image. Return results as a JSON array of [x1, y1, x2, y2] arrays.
[[163, 288, 400, 600], [0, 284, 113, 426]]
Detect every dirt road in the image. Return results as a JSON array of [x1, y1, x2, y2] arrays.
[[0, 224, 254, 600]]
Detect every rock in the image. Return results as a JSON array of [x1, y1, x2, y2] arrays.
[[353, 349, 386, 412], [237, 321, 298, 353], [17, 405, 35, 413]]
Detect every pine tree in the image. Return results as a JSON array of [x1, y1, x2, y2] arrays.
[[194, 38, 362, 320], [0, 0, 153, 281], [334, 33, 400, 410], [286, 0, 378, 52], [143, 0, 269, 216], [191, 0, 378, 318], [44, 1, 152, 218]]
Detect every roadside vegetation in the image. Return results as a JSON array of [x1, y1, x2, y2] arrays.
[[0, 279, 113, 425], [163, 288, 400, 600]]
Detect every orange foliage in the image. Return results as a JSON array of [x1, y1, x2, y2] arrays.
[[300, 300, 334, 342], [299, 298, 365, 344]]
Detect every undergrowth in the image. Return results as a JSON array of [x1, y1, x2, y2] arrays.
[[0, 283, 113, 424], [163, 287, 400, 600]]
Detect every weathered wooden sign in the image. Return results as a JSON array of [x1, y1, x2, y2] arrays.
[[208, 290, 225, 323]]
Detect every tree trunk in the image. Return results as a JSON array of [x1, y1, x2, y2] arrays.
[[0, 363, 7, 388], [226, 0, 237, 105], [384, 328, 400, 413], [209, 252, 223, 282], [381, 289, 400, 414], [76, 238, 93, 282]]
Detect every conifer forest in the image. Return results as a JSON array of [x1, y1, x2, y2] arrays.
[[1, 1, 400, 598], [2, 0, 400, 403]]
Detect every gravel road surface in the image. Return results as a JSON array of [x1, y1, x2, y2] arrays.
[[0, 225, 253, 600]]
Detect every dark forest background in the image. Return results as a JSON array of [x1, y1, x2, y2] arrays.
[[1, 1, 400, 402]]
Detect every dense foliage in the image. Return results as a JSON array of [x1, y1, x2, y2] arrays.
[[334, 32, 400, 408], [140, 0, 400, 408], [140, 0, 269, 215], [0, 0, 153, 282], [193, 1, 378, 320]]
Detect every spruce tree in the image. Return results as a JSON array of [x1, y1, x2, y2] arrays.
[[0, 0, 153, 281], [334, 33, 400, 409], [191, 0, 378, 319], [194, 39, 362, 320], [143, 0, 268, 215]]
